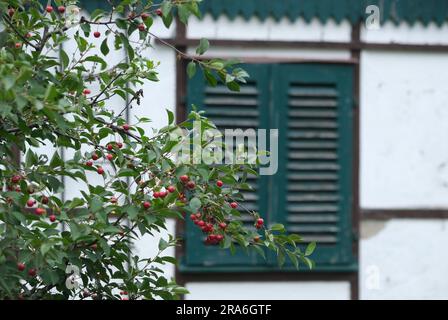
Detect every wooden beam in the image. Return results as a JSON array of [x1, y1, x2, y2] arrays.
[[362, 209, 448, 220], [157, 38, 448, 53]]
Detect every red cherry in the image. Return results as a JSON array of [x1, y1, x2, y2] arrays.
[[117, 142, 123, 149], [93, 31, 101, 38], [41, 196, 49, 204], [83, 88, 91, 95], [122, 124, 130, 131], [153, 191, 160, 198], [187, 181, 195, 190], [26, 199, 35, 207], [110, 196, 118, 204], [34, 208, 45, 215], [25, 33, 32, 38], [167, 186, 176, 193], [15, 42, 22, 49], [143, 201, 151, 209], [138, 24, 146, 32], [216, 180, 223, 187], [11, 175, 21, 184], [17, 263, 25, 271], [49, 215, 56, 222], [107, 144, 113, 151], [155, 8, 163, 16], [230, 202, 238, 209], [141, 13, 150, 20], [86, 160, 93, 166], [159, 190, 167, 198], [28, 268, 37, 277], [180, 175, 189, 183], [195, 213, 201, 219], [91, 153, 99, 160], [8, 8, 15, 17], [256, 218, 264, 226], [58, 6, 65, 13], [197, 220, 205, 227], [190, 214, 197, 221], [46, 6, 53, 13], [106, 154, 114, 161], [216, 234, 224, 242], [219, 222, 227, 230], [97, 167, 105, 175]]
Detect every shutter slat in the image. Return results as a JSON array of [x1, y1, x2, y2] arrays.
[[289, 110, 338, 118], [288, 87, 339, 97], [287, 205, 339, 213], [289, 99, 338, 108], [287, 214, 339, 223], [288, 142, 338, 150], [205, 97, 258, 106], [287, 163, 340, 171], [287, 194, 339, 202], [289, 121, 338, 129]]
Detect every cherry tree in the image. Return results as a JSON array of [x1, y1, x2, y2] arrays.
[[0, 0, 315, 300]]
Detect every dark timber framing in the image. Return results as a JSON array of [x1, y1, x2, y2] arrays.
[[171, 18, 448, 301]]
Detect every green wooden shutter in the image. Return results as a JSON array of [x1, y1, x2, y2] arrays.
[[182, 63, 356, 272], [272, 64, 355, 270], [182, 64, 272, 269]]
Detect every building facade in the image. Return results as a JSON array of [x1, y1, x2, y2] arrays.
[[40, 0, 448, 299]]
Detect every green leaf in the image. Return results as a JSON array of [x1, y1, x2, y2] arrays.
[[187, 61, 196, 78], [277, 249, 286, 267], [41, 242, 52, 256], [127, 205, 139, 220], [204, 69, 217, 86], [302, 256, 315, 269], [196, 38, 209, 55], [50, 151, 63, 168], [158, 238, 169, 251], [287, 251, 299, 269], [189, 197, 201, 212], [60, 49, 70, 69], [84, 56, 107, 70], [270, 223, 286, 232], [100, 38, 110, 56], [162, 13, 173, 28], [166, 109, 174, 125], [161, 1, 173, 17], [178, 5, 190, 25], [305, 242, 316, 256], [90, 197, 103, 213], [25, 149, 38, 167]]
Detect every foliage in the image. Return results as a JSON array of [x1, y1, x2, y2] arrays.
[[0, 0, 314, 300]]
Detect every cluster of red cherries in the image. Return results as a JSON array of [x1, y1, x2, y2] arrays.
[[6, 175, 55, 222], [84, 127, 130, 175]]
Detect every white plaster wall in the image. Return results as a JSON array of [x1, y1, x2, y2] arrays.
[[362, 21, 448, 45], [187, 46, 351, 61], [360, 51, 448, 208], [186, 282, 350, 300], [360, 219, 448, 299], [188, 15, 351, 42]]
